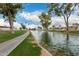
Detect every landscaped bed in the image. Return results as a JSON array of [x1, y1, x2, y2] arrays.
[[8, 33, 41, 56], [0, 30, 26, 43]]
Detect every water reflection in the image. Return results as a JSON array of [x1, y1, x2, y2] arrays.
[[40, 31, 52, 51], [31, 31, 79, 56]]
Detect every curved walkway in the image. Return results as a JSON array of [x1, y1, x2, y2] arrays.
[[0, 31, 29, 56]]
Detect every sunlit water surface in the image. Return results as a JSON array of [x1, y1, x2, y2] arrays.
[[31, 30, 79, 56]]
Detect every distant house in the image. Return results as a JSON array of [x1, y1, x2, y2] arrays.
[[72, 23, 79, 30], [0, 26, 10, 31]]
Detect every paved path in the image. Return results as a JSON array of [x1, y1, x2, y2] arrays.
[[0, 31, 30, 56]]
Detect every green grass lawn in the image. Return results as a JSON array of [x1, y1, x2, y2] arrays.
[[0, 30, 26, 43], [8, 33, 41, 56], [49, 29, 79, 35], [49, 29, 66, 32]]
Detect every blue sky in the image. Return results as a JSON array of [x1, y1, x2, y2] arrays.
[[0, 3, 48, 23], [23, 3, 48, 12], [0, 3, 79, 28], [15, 3, 48, 24]]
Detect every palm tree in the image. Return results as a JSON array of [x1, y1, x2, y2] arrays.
[[0, 3, 23, 33]]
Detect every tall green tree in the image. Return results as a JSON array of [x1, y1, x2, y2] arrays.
[[39, 12, 51, 47], [39, 12, 51, 30], [47, 4, 78, 55], [0, 3, 23, 33], [47, 3, 77, 32]]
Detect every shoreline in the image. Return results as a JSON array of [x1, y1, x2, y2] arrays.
[[32, 35, 52, 56]]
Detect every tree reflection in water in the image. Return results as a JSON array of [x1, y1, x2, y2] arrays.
[[39, 31, 74, 56], [40, 31, 50, 47], [51, 33, 74, 56], [64, 33, 74, 56]]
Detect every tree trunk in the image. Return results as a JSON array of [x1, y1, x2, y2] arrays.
[[66, 18, 69, 41], [41, 30, 49, 47], [9, 19, 14, 34], [8, 11, 15, 34], [65, 18, 70, 55]]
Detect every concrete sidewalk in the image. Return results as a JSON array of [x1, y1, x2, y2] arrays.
[[0, 31, 30, 56]]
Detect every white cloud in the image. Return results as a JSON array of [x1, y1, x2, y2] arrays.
[[19, 10, 43, 29], [0, 19, 21, 29], [50, 15, 79, 27], [13, 22, 22, 29], [19, 10, 42, 25], [25, 23, 43, 29], [50, 16, 65, 27], [69, 15, 79, 23], [26, 24, 38, 29], [51, 16, 64, 23], [19, 10, 79, 28], [0, 10, 43, 29], [0, 19, 4, 26], [31, 10, 42, 16], [19, 11, 41, 21]]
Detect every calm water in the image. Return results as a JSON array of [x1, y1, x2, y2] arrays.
[[31, 30, 79, 56]]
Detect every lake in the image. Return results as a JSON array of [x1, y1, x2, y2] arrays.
[[31, 30, 79, 56]]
